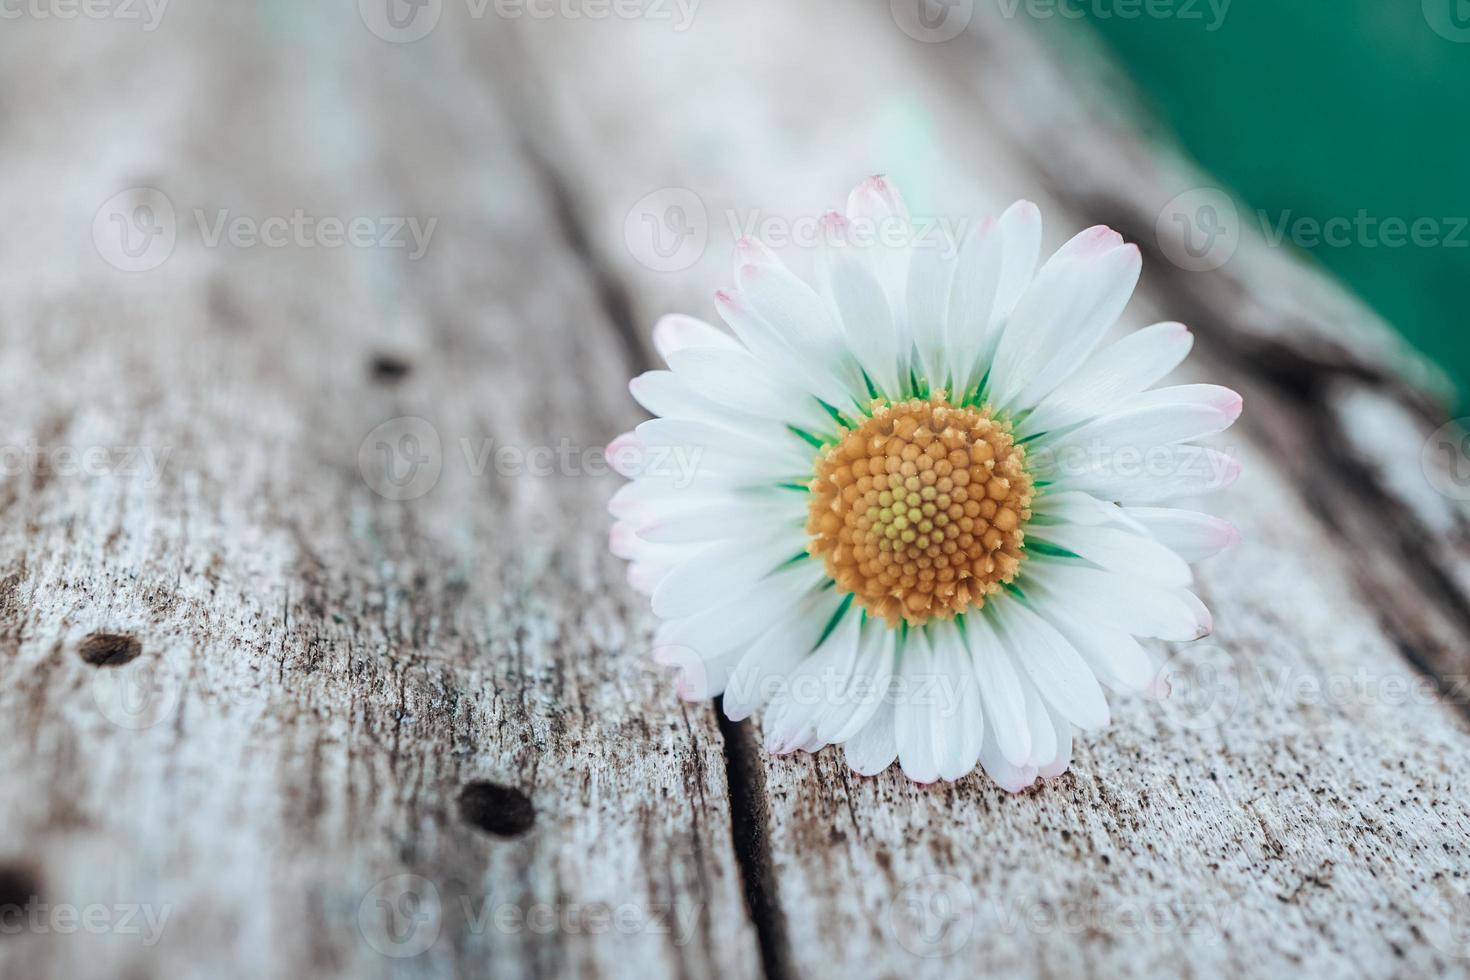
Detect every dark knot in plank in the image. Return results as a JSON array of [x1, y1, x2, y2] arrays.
[[458, 781, 535, 839], [77, 633, 143, 668]]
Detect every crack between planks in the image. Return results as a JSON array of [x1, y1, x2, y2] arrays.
[[517, 136, 649, 382], [499, 61, 798, 971], [486, 26, 651, 381], [716, 699, 797, 980]]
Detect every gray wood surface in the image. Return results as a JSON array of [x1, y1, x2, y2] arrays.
[[2, 2, 1469, 979]]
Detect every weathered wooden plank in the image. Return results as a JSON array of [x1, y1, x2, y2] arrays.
[[0, 6, 758, 979], [500, 2, 1470, 977]]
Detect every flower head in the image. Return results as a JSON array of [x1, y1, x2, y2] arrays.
[[610, 177, 1241, 790]]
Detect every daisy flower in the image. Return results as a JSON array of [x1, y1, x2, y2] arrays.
[[609, 177, 1241, 790]]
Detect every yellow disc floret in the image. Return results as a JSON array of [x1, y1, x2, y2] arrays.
[[805, 395, 1034, 627]]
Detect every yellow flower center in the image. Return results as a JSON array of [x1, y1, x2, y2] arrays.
[[805, 396, 1034, 627]]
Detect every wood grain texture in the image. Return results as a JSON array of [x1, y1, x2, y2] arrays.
[[0, 6, 758, 979], [499, 2, 1470, 977], [3, 2, 1470, 978]]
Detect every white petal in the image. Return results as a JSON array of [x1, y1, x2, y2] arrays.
[[605, 431, 644, 479], [943, 218, 1001, 393], [714, 288, 854, 409], [653, 314, 740, 361], [1032, 597, 1155, 693], [1043, 445, 1241, 504], [908, 234, 957, 388], [635, 496, 804, 545], [1022, 322, 1194, 435], [763, 609, 863, 755], [1031, 490, 1142, 531], [1027, 561, 1212, 641], [819, 622, 897, 744], [978, 709, 1038, 794], [735, 241, 843, 348], [827, 245, 903, 399], [963, 612, 1031, 766], [630, 370, 759, 429], [671, 647, 742, 701], [844, 176, 912, 325], [1127, 383, 1245, 415], [714, 288, 803, 370], [989, 230, 1141, 411], [666, 348, 834, 432], [926, 622, 984, 780], [1038, 705, 1075, 780], [992, 200, 1042, 324], [846, 175, 911, 225], [655, 562, 825, 659], [894, 631, 941, 783], [734, 242, 863, 401], [627, 561, 662, 596], [1124, 507, 1240, 562], [843, 698, 898, 776], [1016, 671, 1056, 768], [611, 522, 704, 569], [651, 536, 805, 619], [608, 478, 748, 526], [635, 418, 812, 477], [722, 589, 842, 721], [991, 600, 1111, 731], [930, 626, 984, 781], [1027, 523, 1192, 588], [1048, 384, 1241, 454]]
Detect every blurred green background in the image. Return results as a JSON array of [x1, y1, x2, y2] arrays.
[[1077, 0, 1470, 403]]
